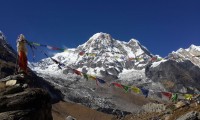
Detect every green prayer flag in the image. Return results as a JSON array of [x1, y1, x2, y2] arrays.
[[171, 93, 178, 102], [82, 73, 88, 80], [122, 85, 129, 92]]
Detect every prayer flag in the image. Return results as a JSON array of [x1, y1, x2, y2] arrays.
[[79, 51, 85, 56], [111, 82, 123, 88], [184, 94, 193, 100], [161, 92, 172, 100], [131, 86, 141, 94], [171, 93, 178, 102], [82, 73, 88, 80], [47, 45, 53, 50], [32, 42, 40, 46], [140, 88, 149, 98], [121, 85, 130, 92], [97, 78, 106, 84], [73, 69, 82, 76], [88, 75, 96, 80]]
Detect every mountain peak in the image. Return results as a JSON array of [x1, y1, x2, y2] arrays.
[[187, 44, 200, 51], [32, 32, 153, 80], [129, 38, 139, 43], [128, 38, 140, 46], [78, 32, 114, 52], [0, 31, 5, 40], [89, 32, 112, 41], [0, 31, 17, 62]]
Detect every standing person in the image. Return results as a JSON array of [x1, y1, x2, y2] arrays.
[[17, 34, 28, 74]]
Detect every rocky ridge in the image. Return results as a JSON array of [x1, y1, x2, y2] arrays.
[[0, 31, 63, 120]]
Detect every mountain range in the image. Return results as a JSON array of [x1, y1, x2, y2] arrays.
[[28, 32, 200, 113], [1, 31, 200, 118]]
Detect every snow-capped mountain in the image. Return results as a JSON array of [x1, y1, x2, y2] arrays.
[[31, 32, 153, 80], [145, 45, 200, 94], [30, 33, 159, 113], [167, 44, 200, 67], [29, 32, 200, 113]]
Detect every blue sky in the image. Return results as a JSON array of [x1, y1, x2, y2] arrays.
[[0, 0, 200, 61]]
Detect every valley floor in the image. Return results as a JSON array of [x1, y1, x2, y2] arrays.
[[52, 101, 115, 120], [52, 100, 200, 120]]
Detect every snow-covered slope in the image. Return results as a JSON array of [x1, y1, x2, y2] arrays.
[[31, 32, 153, 80], [29, 32, 200, 113], [30, 33, 159, 113], [167, 44, 200, 67], [145, 45, 200, 94]]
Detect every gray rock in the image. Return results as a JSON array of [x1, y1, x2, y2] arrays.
[[125, 60, 134, 69], [22, 83, 28, 89], [65, 115, 76, 120], [145, 60, 200, 93], [176, 111, 200, 120], [0, 85, 23, 96], [96, 61, 102, 67], [106, 67, 119, 76], [0, 88, 52, 120], [142, 103, 166, 112]]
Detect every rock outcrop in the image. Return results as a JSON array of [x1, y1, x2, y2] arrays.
[[0, 88, 52, 120], [0, 32, 63, 120], [176, 111, 200, 120], [0, 74, 53, 120], [145, 60, 200, 93]]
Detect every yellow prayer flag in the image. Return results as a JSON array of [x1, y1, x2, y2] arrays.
[[88, 75, 96, 80], [131, 86, 141, 94], [157, 58, 163, 61], [184, 94, 193, 100], [129, 58, 135, 61], [90, 53, 96, 57], [137, 58, 144, 61]]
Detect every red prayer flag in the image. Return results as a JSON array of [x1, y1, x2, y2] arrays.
[[111, 82, 123, 88], [79, 51, 85, 56], [161, 92, 172, 100], [151, 56, 157, 61], [73, 69, 82, 76], [18, 51, 28, 74]]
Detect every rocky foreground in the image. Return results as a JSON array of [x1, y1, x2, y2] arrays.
[[125, 101, 200, 120], [0, 74, 52, 120], [51, 93, 200, 120]]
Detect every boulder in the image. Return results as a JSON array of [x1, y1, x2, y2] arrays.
[[6, 80, 17, 86], [0, 88, 52, 120]]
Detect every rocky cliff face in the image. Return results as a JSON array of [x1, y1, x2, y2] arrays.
[[145, 45, 200, 94], [0, 31, 16, 63], [0, 32, 17, 78], [0, 31, 62, 120], [0, 87, 52, 120]]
